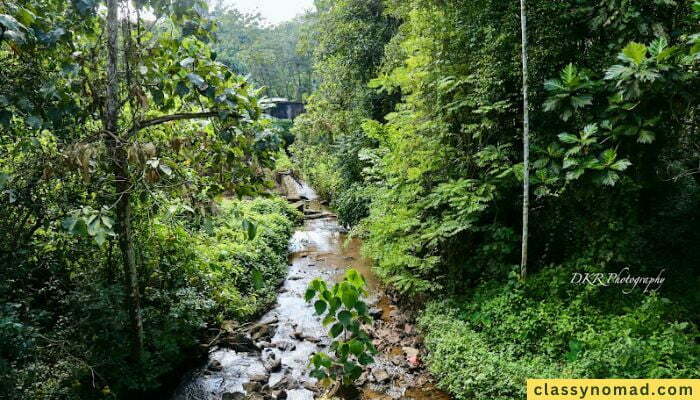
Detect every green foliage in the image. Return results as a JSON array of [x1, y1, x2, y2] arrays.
[[211, 8, 313, 101], [290, 0, 398, 225], [0, 0, 299, 396], [305, 269, 377, 386], [419, 268, 700, 400], [0, 196, 301, 399], [294, 1, 699, 398]]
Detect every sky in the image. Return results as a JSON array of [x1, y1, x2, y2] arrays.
[[222, 0, 316, 24]]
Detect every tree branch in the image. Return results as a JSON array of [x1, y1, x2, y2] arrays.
[[133, 111, 237, 132]]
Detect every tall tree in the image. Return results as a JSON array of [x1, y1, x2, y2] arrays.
[[104, 0, 144, 359], [519, 0, 530, 279]]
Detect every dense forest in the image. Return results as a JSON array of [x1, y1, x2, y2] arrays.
[[1, 0, 699, 399]]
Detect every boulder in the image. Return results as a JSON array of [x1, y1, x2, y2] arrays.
[[207, 359, 223, 372], [250, 322, 277, 342], [243, 381, 262, 393], [369, 307, 383, 320], [262, 349, 282, 372], [249, 372, 270, 383], [372, 368, 390, 383], [222, 392, 245, 400], [226, 333, 259, 353]]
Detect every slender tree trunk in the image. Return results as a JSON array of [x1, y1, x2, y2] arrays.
[[519, 0, 530, 279], [105, 0, 144, 359]]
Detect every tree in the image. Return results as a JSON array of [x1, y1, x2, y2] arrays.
[[519, 0, 530, 279], [1, 0, 272, 362]]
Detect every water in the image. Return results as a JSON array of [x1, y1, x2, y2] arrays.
[[171, 181, 450, 400]]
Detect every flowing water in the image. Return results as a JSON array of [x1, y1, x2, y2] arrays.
[[171, 181, 450, 400]]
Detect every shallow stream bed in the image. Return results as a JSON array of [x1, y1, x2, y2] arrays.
[[171, 182, 449, 400]]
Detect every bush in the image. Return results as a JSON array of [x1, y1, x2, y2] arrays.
[[419, 267, 700, 400], [0, 197, 301, 399]]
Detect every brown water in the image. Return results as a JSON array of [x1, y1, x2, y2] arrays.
[[171, 183, 450, 400]]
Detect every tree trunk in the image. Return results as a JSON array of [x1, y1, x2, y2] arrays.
[[105, 0, 144, 360], [519, 0, 530, 279]]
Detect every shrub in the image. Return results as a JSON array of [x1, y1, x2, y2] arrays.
[[0, 197, 301, 399], [419, 267, 700, 400]]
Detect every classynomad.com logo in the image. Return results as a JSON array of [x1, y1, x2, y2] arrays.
[[527, 379, 700, 400]]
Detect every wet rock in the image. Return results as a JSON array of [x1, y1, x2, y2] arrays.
[[271, 389, 287, 399], [256, 341, 273, 350], [262, 349, 282, 372], [274, 340, 296, 351], [303, 335, 321, 343], [270, 375, 296, 391], [301, 382, 318, 392], [369, 307, 383, 320], [251, 322, 277, 342], [207, 359, 223, 372], [288, 275, 303, 281], [226, 333, 259, 353], [372, 368, 391, 383], [222, 392, 245, 400], [356, 371, 369, 386], [243, 381, 262, 393], [290, 330, 304, 340], [250, 372, 270, 383]]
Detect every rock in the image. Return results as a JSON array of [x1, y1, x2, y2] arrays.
[[369, 307, 383, 320], [251, 322, 277, 342], [274, 340, 296, 351], [288, 275, 303, 281], [262, 349, 282, 372], [270, 375, 296, 390], [372, 368, 390, 383], [290, 330, 304, 340], [250, 372, 270, 383], [404, 324, 415, 335], [207, 359, 223, 371], [227, 333, 259, 353], [244, 381, 262, 393], [391, 355, 404, 366], [356, 371, 369, 386], [303, 335, 321, 343], [272, 390, 287, 399], [222, 392, 245, 400], [256, 341, 274, 350], [402, 346, 420, 359], [407, 354, 421, 368], [302, 382, 318, 392], [377, 328, 401, 344], [290, 201, 305, 212]]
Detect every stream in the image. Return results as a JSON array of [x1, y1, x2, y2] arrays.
[[171, 178, 450, 400]]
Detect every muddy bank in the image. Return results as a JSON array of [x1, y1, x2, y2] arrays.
[[170, 177, 449, 400]]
